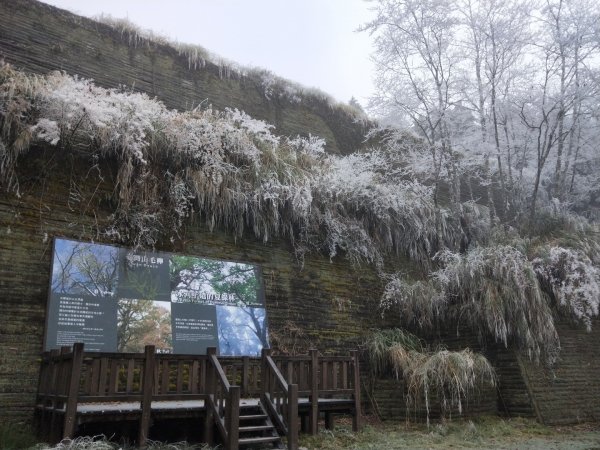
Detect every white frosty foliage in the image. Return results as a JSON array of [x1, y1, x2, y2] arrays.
[[381, 245, 561, 362], [380, 275, 446, 329], [30, 118, 60, 145], [224, 108, 279, 148], [1, 67, 461, 261], [315, 150, 456, 266], [534, 247, 600, 330], [33, 72, 169, 164], [288, 134, 326, 156]]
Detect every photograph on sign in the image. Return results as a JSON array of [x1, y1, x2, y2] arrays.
[[117, 299, 172, 353], [51, 239, 119, 298]]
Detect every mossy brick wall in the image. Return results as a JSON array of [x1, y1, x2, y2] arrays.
[[0, 0, 371, 156], [1, 0, 598, 428], [518, 318, 600, 425], [0, 148, 391, 423]]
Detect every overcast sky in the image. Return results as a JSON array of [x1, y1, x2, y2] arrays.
[[40, 0, 376, 106]]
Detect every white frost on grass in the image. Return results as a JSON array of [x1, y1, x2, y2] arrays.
[[534, 246, 600, 330], [1, 67, 452, 264], [30, 118, 60, 145], [31, 72, 169, 164], [381, 245, 562, 363]]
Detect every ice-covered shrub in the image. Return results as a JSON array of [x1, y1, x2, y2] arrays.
[[435, 246, 560, 362], [533, 246, 600, 330], [381, 245, 561, 363]]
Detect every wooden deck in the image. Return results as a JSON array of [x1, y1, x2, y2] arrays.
[[35, 344, 361, 450]]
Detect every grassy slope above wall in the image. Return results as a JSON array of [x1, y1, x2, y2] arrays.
[[0, 0, 371, 156]]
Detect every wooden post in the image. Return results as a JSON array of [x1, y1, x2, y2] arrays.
[[139, 345, 155, 448], [309, 349, 319, 435], [62, 343, 84, 439], [261, 348, 271, 398], [286, 361, 294, 385], [287, 383, 299, 450], [242, 356, 249, 397], [226, 385, 240, 450], [351, 350, 361, 431], [204, 347, 217, 446], [41, 349, 60, 441], [50, 348, 69, 443], [300, 414, 308, 433]]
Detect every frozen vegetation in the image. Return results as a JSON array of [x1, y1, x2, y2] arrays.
[[0, 48, 599, 370]]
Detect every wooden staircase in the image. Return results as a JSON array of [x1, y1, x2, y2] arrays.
[[238, 402, 283, 448]]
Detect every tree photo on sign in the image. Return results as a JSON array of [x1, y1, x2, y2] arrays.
[[170, 255, 262, 306], [51, 239, 119, 298], [216, 306, 268, 356], [118, 250, 171, 302], [117, 299, 172, 353]]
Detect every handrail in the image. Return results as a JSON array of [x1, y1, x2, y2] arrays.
[[272, 349, 361, 434], [261, 348, 298, 450], [205, 347, 240, 450]]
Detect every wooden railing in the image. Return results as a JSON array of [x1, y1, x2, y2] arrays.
[[36, 343, 84, 443], [218, 356, 262, 397], [36, 344, 360, 449], [273, 349, 361, 433], [261, 348, 299, 450], [205, 347, 240, 450], [36, 345, 231, 448]]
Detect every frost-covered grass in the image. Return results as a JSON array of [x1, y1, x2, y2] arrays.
[[395, 348, 496, 425], [381, 245, 562, 363], [31, 436, 209, 449], [0, 64, 458, 265], [533, 246, 600, 331], [365, 328, 424, 376], [299, 416, 600, 449]]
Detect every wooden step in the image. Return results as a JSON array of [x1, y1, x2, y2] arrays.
[[239, 414, 268, 420], [238, 436, 281, 445], [239, 425, 274, 433]]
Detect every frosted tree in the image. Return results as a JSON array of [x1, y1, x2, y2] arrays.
[[458, 0, 532, 215], [363, 0, 600, 223], [361, 0, 463, 207]]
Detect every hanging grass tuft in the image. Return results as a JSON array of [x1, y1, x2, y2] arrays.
[[381, 245, 562, 364], [365, 328, 424, 376], [401, 348, 496, 425], [365, 328, 496, 424], [434, 246, 560, 363], [0, 64, 464, 263]]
